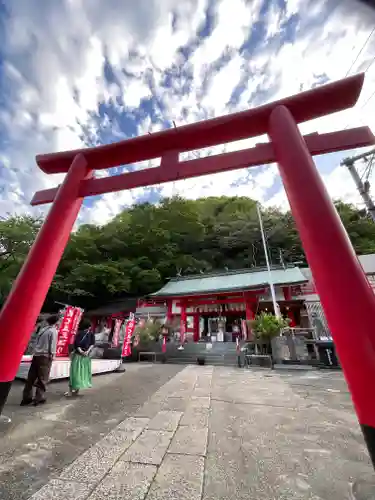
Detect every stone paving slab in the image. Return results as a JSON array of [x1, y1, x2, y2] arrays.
[[134, 401, 162, 418], [191, 388, 210, 397], [146, 453, 204, 500], [147, 410, 183, 432], [101, 418, 148, 447], [180, 405, 209, 427], [160, 397, 190, 412], [116, 417, 151, 433], [168, 425, 208, 456], [59, 416, 150, 485], [29, 479, 92, 500], [190, 396, 210, 408], [88, 462, 157, 500], [121, 429, 174, 465], [58, 439, 127, 485]]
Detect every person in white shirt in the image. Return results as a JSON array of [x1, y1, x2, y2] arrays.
[[20, 314, 58, 406]]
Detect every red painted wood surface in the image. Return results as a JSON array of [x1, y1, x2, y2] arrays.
[[269, 104, 375, 428], [0, 155, 92, 382], [31, 126, 374, 206]]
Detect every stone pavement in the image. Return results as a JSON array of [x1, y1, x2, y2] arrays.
[[26, 366, 374, 500], [0, 364, 184, 500]]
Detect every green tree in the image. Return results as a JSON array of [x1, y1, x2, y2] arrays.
[[0, 215, 42, 302], [335, 201, 375, 254], [1, 197, 374, 310]]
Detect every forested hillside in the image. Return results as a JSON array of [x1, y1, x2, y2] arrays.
[[1, 197, 375, 311]]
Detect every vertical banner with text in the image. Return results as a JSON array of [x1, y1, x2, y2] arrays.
[[241, 319, 248, 341], [56, 306, 83, 357], [56, 306, 75, 357], [162, 335, 167, 353], [121, 313, 136, 357], [112, 319, 122, 347], [180, 320, 186, 346], [69, 308, 83, 346]]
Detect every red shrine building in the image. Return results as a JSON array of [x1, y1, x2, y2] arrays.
[[85, 254, 375, 344], [139, 266, 310, 342]]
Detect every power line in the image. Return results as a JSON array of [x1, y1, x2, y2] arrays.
[[343, 79, 375, 130], [362, 53, 375, 75], [341, 27, 375, 128], [358, 87, 375, 111], [345, 27, 375, 77]]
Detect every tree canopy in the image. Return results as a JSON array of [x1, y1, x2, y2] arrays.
[[1, 197, 374, 311]]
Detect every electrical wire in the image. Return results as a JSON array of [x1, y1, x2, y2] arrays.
[[362, 53, 375, 75], [342, 27, 375, 129], [358, 87, 375, 111], [345, 27, 375, 77]]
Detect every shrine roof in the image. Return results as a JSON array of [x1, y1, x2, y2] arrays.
[[86, 297, 138, 317], [150, 266, 307, 298]]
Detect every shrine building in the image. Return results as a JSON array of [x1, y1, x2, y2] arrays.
[[140, 266, 309, 342]]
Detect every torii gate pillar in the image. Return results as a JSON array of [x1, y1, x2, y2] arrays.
[[269, 106, 375, 466], [0, 155, 92, 415]]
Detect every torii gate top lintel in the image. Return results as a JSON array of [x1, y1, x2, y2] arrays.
[[36, 73, 365, 175]]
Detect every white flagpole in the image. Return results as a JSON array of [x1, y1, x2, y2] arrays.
[[256, 202, 281, 318]]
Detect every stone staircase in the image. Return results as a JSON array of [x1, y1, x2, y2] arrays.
[[104, 340, 241, 366], [164, 341, 240, 366]]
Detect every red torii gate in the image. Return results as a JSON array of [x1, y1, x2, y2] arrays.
[[1, 73, 375, 464]]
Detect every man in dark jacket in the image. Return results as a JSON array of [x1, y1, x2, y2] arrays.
[[20, 314, 59, 406]]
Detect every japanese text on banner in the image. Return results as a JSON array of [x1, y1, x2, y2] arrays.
[[56, 306, 75, 357], [112, 319, 122, 347], [122, 313, 136, 357]]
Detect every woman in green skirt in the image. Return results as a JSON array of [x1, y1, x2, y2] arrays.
[[65, 321, 95, 397]]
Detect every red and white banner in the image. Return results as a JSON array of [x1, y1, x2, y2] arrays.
[[56, 306, 79, 357], [69, 308, 83, 346], [121, 313, 136, 357], [241, 319, 248, 340], [112, 319, 122, 347], [162, 335, 167, 353], [236, 336, 240, 354], [180, 319, 186, 345]]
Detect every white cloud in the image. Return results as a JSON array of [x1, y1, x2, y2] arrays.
[[78, 187, 148, 226], [201, 55, 244, 111], [1, 0, 375, 227]]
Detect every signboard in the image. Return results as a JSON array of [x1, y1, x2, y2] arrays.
[[56, 306, 76, 357], [69, 308, 83, 346], [180, 319, 186, 345], [56, 306, 83, 357], [121, 313, 136, 357], [241, 319, 248, 340], [112, 319, 122, 347], [162, 335, 167, 353]]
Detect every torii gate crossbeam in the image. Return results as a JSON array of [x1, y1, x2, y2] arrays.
[[1, 72, 375, 467]]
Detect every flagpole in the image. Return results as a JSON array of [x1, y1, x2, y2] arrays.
[[256, 202, 281, 318]]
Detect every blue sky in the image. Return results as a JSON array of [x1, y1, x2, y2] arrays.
[[1, 0, 375, 225]]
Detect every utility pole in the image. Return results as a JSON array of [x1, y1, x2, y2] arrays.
[[256, 203, 281, 318], [279, 248, 286, 270], [341, 148, 375, 222]]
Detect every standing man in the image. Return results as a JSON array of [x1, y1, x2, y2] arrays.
[[20, 314, 59, 406]]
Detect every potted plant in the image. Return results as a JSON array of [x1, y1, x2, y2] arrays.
[[132, 319, 164, 362], [249, 312, 289, 365]]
